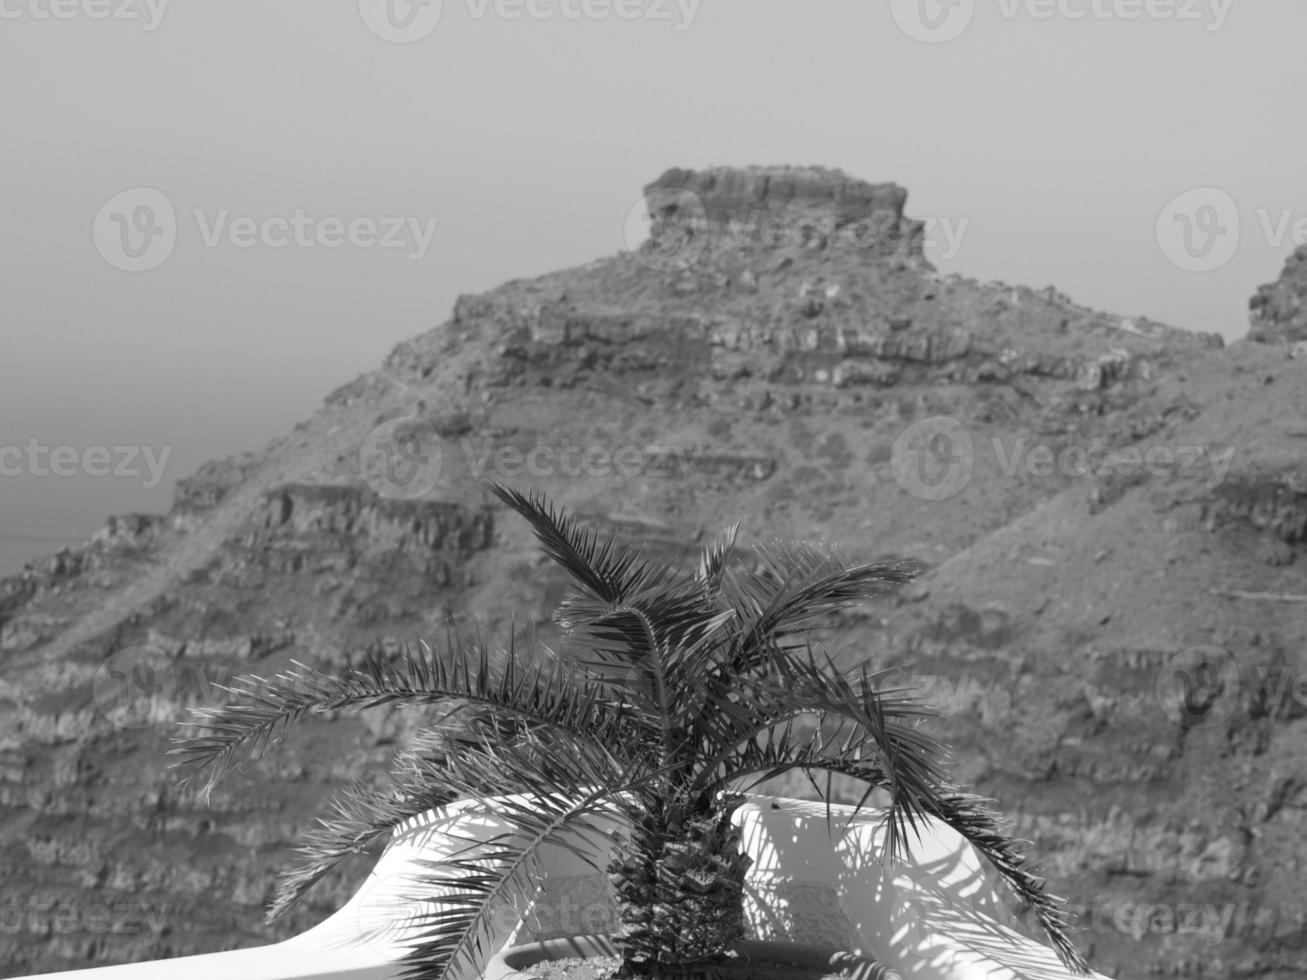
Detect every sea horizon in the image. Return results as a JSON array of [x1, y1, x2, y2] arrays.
[[0, 523, 102, 580], [0, 507, 169, 581]]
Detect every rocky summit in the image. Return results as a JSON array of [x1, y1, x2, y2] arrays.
[[1249, 243, 1307, 346], [2, 166, 1305, 979]]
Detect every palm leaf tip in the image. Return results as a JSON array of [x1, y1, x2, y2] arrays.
[[486, 483, 648, 603]]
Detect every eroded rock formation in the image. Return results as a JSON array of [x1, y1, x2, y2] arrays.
[[1, 167, 1303, 979]]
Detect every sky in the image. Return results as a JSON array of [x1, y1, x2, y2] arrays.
[[2, 0, 1306, 576]]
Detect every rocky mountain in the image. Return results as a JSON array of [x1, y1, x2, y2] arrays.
[[1, 166, 1304, 979], [1249, 243, 1307, 346]]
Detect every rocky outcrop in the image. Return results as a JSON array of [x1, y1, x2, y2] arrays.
[[1203, 464, 1307, 545], [216, 484, 494, 591], [255, 484, 492, 555], [2, 166, 1303, 979], [643, 165, 924, 259], [1249, 245, 1307, 344], [90, 513, 166, 551]]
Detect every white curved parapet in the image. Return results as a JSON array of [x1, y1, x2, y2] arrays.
[[16, 796, 1111, 980]]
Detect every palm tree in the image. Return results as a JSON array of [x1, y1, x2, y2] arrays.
[[172, 485, 1087, 979]]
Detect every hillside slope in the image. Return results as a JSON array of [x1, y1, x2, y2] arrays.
[[1, 166, 1303, 979]]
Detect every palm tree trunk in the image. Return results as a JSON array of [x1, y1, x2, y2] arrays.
[[608, 795, 753, 978]]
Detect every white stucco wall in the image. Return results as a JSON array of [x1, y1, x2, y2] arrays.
[[19, 795, 1110, 980]]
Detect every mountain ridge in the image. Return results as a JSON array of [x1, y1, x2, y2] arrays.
[[1, 165, 1304, 978]]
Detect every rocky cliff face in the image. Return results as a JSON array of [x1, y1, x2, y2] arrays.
[[643, 165, 923, 260], [1249, 243, 1307, 345], [1, 166, 1304, 979], [1244, 244, 1307, 344]]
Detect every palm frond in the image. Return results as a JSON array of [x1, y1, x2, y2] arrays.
[[699, 718, 890, 802], [170, 633, 627, 803], [266, 705, 589, 920], [552, 580, 738, 734], [388, 734, 660, 980], [488, 484, 676, 603], [267, 773, 457, 921], [696, 521, 740, 593], [745, 652, 948, 859], [918, 791, 1088, 974], [734, 545, 919, 644], [173, 492, 1086, 976], [694, 716, 1087, 974]]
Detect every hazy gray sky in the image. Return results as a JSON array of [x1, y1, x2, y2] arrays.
[[2, 1, 1305, 573]]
